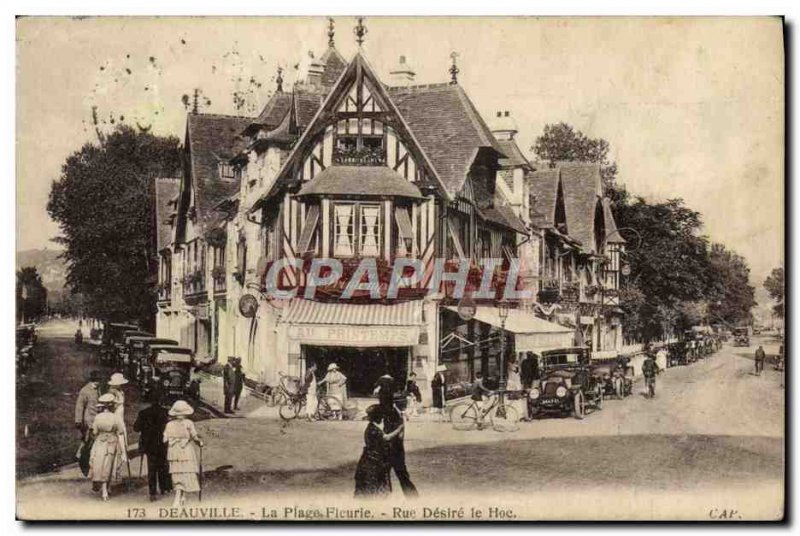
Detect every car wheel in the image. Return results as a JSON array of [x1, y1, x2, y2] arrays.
[[573, 392, 585, 419]]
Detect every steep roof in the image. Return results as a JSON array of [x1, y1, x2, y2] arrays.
[[320, 46, 347, 87], [186, 113, 252, 229], [388, 83, 506, 194], [252, 91, 292, 131], [296, 166, 423, 200], [558, 162, 604, 253], [496, 139, 531, 170], [154, 178, 180, 251], [602, 197, 626, 244], [529, 168, 560, 226]]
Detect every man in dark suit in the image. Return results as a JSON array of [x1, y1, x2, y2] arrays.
[[133, 391, 172, 501], [231, 357, 246, 411], [223, 357, 237, 413]]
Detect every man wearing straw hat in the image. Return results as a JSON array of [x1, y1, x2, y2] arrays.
[[133, 389, 172, 501], [74, 370, 103, 476]]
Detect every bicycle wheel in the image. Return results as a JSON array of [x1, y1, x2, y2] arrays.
[[450, 402, 479, 431], [279, 398, 301, 421], [491, 403, 520, 432], [316, 396, 339, 421], [270, 389, 288, 408]]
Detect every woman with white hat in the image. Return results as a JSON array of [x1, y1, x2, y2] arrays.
[[88, 393, 125, 501], [107, 372, 129, 449], [163, 400, 204, 507], [318, 363, 347, 419]]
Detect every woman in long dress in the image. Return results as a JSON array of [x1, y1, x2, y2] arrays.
[[163, 400, 204, 507], [354, 405, 404, 497], [88, 393, 126, 501], [107, 373, 129, 448], [318, 363, 347, 417]]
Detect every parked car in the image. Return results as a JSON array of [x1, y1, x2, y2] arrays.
[[16, 325, 36, 374], [100, 323, 139, 364], [528, 347, 603, 419], [591, 362, 633, 399], [668, 342, 689, 366], [143, 345, 200, 402], [124, 336, 179, 383], [733, 327, 750, 347]]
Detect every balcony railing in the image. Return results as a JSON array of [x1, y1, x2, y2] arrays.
[[332, 146, 386, 166]]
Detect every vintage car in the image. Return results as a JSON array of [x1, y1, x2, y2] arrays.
[[116, 329, 154, 368], [527, 347, 603, 419], [143, 345, 200, 401], [733, 327, 750, 347], [591, 362, 633, 399], [16, 324, 36, 374], [100, 323, 139, 364], [125, 336, 178, 383], [668, 342, 689, 366]]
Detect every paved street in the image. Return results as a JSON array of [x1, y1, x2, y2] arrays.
[[17, 323, 784, 520]]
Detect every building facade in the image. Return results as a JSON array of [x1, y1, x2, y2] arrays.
[[155, 21, 627, 405]]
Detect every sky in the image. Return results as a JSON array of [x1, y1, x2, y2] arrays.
[[16, 16, 784, 295]]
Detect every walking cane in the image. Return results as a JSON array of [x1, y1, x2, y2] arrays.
[[139, 453, 145, 478], [198, 444, 204, 503]]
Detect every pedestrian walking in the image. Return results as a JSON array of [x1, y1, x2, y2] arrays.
[[75, 370, 103, 476], [382, 400, 418, 497], [431, 364, 447, 417], [301, 362, 319, 420], [520, 352, 535, 389], [319, 363, 347, 418], [354, 405, 404, 497], [163, 400, 204, 507], [405, 372, 422, 418], [88, 393, 126, 501], [642, 353, 660, 398], [107, 372, 129, 458], [507, 357, 522, 391], [222, 357, 237, 414], [755, 345, 766, 375], [133, 390, 172, 501], [231, 357, 246, 411]]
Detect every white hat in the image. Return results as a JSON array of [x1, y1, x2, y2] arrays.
[[327, 363, 339, 371], [436, 365, 447, 372], [97, 393, 116, 406], [168, 400, 194, 416], [108, 373, 128, 386]]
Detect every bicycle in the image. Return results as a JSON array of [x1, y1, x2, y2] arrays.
[[277, 373, 341, 421], [450, 391, 520, 432]]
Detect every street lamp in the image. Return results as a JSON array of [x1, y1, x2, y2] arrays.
[[497, 299, 510, 389]]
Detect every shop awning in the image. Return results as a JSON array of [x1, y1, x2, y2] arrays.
[[445, 305, 575, 352], [282, 299, 422, 326]]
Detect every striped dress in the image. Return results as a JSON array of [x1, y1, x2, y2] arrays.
[[163, 418, 200, 492]]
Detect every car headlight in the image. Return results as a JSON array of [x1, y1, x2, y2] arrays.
[[163, 379, 170, 386], [556, 385, 568, 398], [529, 388, 540, 400]]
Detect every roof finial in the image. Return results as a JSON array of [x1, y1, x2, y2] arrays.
[[192, 88, 200, 113], [276, 66, 284, 93], [354, 17, 367, 47], [328, 17, 335, 48], [449, 51, 460, 85]]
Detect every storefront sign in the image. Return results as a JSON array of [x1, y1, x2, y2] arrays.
[[287, 324, 419, 347]]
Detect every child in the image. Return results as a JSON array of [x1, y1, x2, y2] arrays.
[[163, 400, 204, 507]]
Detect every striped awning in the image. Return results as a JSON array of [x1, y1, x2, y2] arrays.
[[281, 299, 422, 326]]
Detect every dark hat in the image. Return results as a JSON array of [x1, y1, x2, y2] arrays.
[[365, 404, 383, 422], [89, 370, 103, 382]]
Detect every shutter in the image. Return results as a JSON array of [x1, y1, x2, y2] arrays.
[[296, 205, 320, 256], [394, 207, 415, 253]]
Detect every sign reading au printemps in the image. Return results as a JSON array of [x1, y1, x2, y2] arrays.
[[287, 324, 419, 347]]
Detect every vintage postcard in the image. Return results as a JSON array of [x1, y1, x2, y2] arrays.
[[15, 16, 785, 521]]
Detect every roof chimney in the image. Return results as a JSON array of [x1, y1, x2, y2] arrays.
[[389, 55, 416, 86], [491, 110, 518, 141], [307, 57, 325, 87]]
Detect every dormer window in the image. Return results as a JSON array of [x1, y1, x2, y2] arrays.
[[219, 163, 236, 180]]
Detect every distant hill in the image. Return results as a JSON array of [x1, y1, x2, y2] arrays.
[[16, 248, 69, 305]]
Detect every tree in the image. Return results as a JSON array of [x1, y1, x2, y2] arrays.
[[706, 244, 756, 327], [764, 266, 785, 318], [532, 122, 619, 188], [47, 125, 182, 325], [17, 267, 48, 322]]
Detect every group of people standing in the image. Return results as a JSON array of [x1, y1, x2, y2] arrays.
[[74, 370, 204, 506]]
